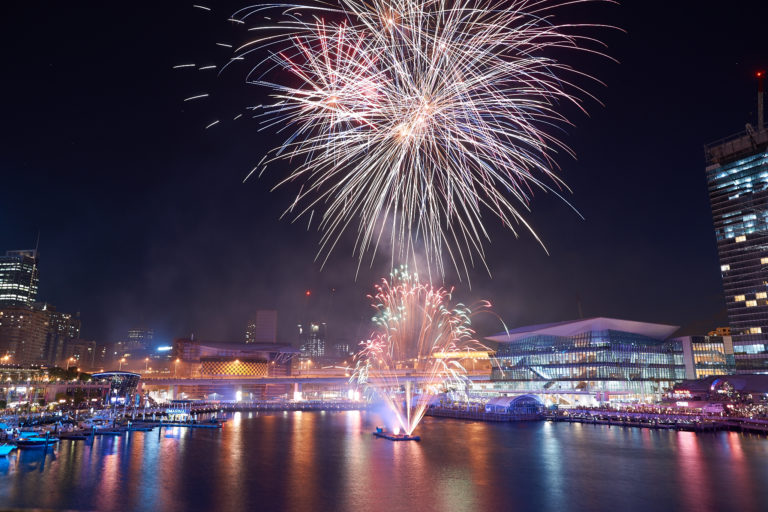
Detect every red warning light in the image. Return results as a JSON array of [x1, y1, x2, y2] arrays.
[[305, 290, 311, 297], [758, 71, 765, 78]]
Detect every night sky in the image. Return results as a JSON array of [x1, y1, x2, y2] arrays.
[[1, 1, 765, 346]]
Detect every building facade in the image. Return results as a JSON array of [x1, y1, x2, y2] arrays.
[[41, 304, 81, 365], [0, 250, 39, 307], [91, 371, 141, 405], [298, 322, 326, 358], [126, 328, 153, 350], [0, 306, 49, 363], [674, 335, 736, 379], [153, 339, 299, 400], [245, 310, 278, 344], [62, 339, 97, 369], [174, 339, 297, 377], [486, 318, 686, 405], [705, 108, 768, 372]]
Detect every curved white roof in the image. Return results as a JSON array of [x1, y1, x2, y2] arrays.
[[486, 317, 679, 343]]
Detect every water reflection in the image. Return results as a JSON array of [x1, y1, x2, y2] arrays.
[[722, 432, 756, 512], [676, 432, 714, 512], [540, 421, 566, 512], [0, 416, 766, 512]]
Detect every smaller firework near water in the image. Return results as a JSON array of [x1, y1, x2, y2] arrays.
[[351, 266, 489, 436]]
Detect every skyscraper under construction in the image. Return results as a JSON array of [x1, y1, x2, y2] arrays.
[[705, 72, 768, 373]]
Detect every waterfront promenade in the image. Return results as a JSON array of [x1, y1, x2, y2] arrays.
[[546, 408, 768, 434], [425, 403, 768, 435]]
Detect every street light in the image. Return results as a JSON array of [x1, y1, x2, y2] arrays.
[[119, 357, 126, 371], [175, 358, 180, 377]]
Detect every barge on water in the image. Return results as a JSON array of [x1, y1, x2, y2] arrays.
[[373, 427, 420, 441]]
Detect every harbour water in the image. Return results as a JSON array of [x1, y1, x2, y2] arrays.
[[1, 410, 767, 512]]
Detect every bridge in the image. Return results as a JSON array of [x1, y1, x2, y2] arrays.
[[139, 372, 490, 400]]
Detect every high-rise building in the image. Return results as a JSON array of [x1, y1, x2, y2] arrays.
[[332, 341, 353, 360], [0, 306, 49, 363], [0, 250, 39, 307], [126, 328, 153, 350], [705, 73, 768, 373], [39, 303, 81, 364], [61, 339, 97, 369], [245, 310, 278, 344], [298, 322, 326, 358]]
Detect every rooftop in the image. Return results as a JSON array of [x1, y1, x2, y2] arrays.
[[705, 126, 768, 165], [195, 341, 301, 354], [486, 317, 680, 343]]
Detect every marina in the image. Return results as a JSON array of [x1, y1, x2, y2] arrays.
[[0, 410, 767, 512]]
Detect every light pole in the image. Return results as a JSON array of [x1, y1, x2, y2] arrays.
[[119, 357, 126, 371], [145, 358, 149, 372], [175, 358, 180, 377]]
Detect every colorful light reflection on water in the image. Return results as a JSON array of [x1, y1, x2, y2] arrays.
[[0, 414, 767, 511]]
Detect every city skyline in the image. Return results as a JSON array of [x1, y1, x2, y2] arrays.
[[0, 2, 765, 345], [1, 3, 768, 511]]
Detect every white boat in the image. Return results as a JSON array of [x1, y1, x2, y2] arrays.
[[0, 443, 15, 456]]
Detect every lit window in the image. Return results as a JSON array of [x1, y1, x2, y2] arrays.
[[751, 327, 763, 334], [762, 258, 768, 265], [721, 264, 730, 271], [735, 295, 746, 302], [758, 292, 767, 299], [746, 300, 757, 307], [736, 235, 746, 242]]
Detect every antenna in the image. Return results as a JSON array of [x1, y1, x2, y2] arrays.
[[27, 231, 40, 305], [758, 70, 765, 132]]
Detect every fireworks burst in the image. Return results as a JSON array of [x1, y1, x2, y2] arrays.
[[351, 266, 489, 435], [184, 0, 612, 278]]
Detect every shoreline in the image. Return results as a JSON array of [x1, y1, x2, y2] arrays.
[[424, 405, 768, 435]]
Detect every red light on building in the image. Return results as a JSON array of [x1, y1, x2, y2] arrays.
[[305, 290, 311, 297]]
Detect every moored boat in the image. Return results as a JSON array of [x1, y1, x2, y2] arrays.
[[15, 436, 59, 448], [94, 428, 124, 436]]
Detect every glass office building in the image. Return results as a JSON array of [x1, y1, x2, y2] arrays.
[[0, 250, 38, 307], [486, 318, 685, 404], [675, 335, 736, 379], [705, 126, 768, 372], [91, 371, 141, 405]]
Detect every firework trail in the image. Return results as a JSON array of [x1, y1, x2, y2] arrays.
[[351, 266, 489, 435], [185, 0, 611, 278]]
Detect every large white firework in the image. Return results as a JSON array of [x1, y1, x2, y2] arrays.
[[213, 0, 610, 277]]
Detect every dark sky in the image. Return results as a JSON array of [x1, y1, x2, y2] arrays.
[[0, 1, 766, 345]]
